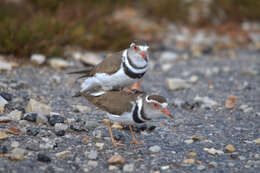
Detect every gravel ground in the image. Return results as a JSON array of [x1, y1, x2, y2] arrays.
[[0, 49, 259, 173]]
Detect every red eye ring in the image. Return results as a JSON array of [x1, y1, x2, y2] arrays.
[[152, 103, 159, 108], [134, 46, 139, 51]]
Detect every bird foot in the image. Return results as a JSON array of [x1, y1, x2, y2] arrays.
[[130, 140, 145, 145], [128, 81, 142, 92], [112, 141, 125, 147], [122, 88, 135, 94]]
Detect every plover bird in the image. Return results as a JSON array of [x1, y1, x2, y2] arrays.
[[69, 40, 149, 93], [81, 91, 173, 146]]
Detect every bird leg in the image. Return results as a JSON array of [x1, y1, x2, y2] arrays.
[[128, 80, 142, 92], [104, 119, 125, 147], [129, 125, 145, 145]]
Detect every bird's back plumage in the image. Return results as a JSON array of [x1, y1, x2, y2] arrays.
[[82, 91, 140, 115]]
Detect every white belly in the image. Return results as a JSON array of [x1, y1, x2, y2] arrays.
[[107, 112, 135, 125], [81, 67, 136, 91]]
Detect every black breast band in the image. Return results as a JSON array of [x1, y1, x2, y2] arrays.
[[123, 62, 145, 79]]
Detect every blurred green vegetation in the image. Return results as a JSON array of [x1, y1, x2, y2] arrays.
[[0, 0, 259, 57], [212, 0, 260, 21]]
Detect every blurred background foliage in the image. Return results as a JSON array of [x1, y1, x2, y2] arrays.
[[0, 0, 260, 57]]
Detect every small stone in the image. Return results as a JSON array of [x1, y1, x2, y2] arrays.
[[123, 164, 135, 172], [109, 165, 118, 170], [0, 145, 8, 154], [194, 96, 218, 108], [84, 121, 99, 129], [209, 161, 218, 168], [254, 154, 260, 159], [39, 140, 56, 149], [239, 104, 253, 113], [48, 114, 66, 126], [25, 141, 40, 151], [197, 165, 206, 171], [70, 51, 102, 65], [26, 99, 51, 115], [225, 144, 236, 153], [160, 51, 178, 62], [55, 151, 71, 159], [88, 150, 98, 160], [51, 75, 61, 84], [225, 100, 236, 109], [87, 160, 98, 167], [111, 123, 123, 130], [30, 54, 46, 65], [230, 152, 239, 159], [49, 58, 69, 69], [183, 158, 195, 164], [95, 143, 104, 149], [11, 141, 20, 148], [0, 82, 8, 89], [161, 64, 173, 72], [160, 165, 170, 170], [254, 138, 260, 144], [203, 147, 224, 155], [0, 91, 12, 101], [0, 96, 8, 112], [0, 59, 12, 71], [238, 156, 246, 161], [55, 123, 69, 131], [167, 78, 188, 91], [0, 131, 8, 140], [0, 116, 11, 123], [6, 126, 21, 135], [7, 110, 22, 121], [108, 155, 125, 165], [82, 137, 88, 143], [36, 114, 48, 124], [22, 113, 37, 122], [228, 95, 238, 102], [55, 130, 65, 136], [70, 122, 86, 132], [184, 139, 193, 144], [10, 148, 26, 160], [228, 162, 235, 167], [26, 128, 40, 136], [189, 75, 198, 83], [92, 130, 102, 139], [149, 145, 161, 153], [188, 152, 197, 157], [37, 153, 51, 162], [74, 105, 91, 113], [10, 81, 29, 89]]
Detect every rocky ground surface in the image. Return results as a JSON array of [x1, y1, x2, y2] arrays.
[[0, 42, 260, 172]]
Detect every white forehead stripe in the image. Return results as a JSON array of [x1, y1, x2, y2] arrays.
[[139, 45, 149, 51], [146, 95, 168, 108]]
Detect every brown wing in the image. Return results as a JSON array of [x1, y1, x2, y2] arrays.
[[89, 51, 123, 76], [67, 67, 94, 79], [83, 91, 140, 115]]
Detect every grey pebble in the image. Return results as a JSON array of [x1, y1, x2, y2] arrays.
[[197, 165, 206, 171], [123, 163, 135, 172], [149, 145, 161, 153], [88, 150, 98, 160]]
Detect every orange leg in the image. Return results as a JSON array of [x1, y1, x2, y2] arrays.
[[104, 120, 125, 147], [129, 125, 145, 145], [128, 80, 142, 92]]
